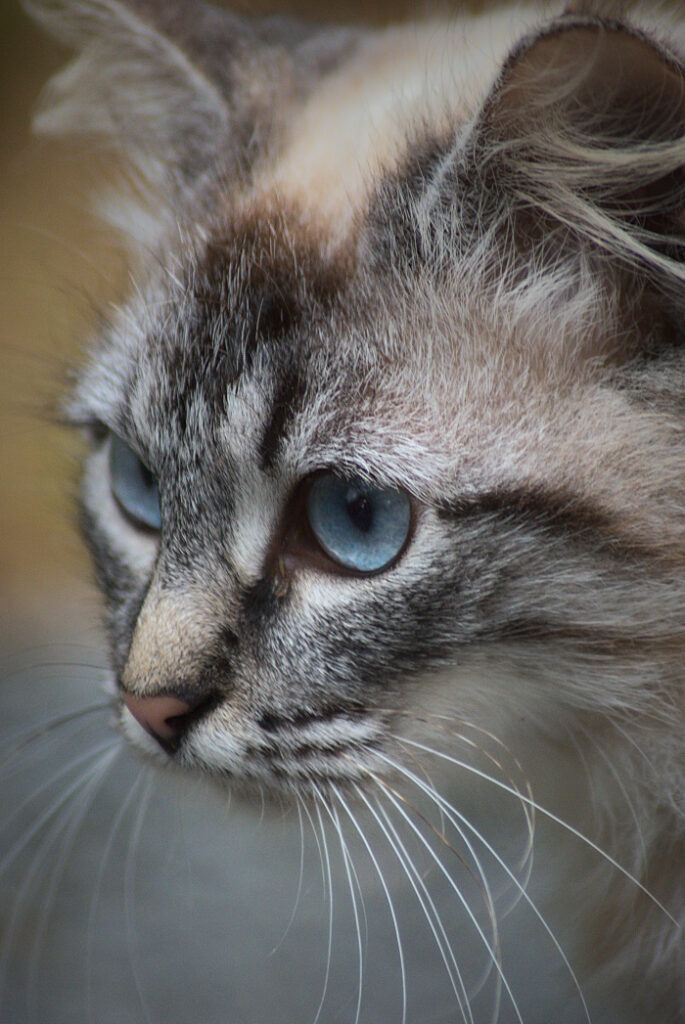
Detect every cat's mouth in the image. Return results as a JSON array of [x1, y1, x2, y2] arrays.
[[119, 696, 386, 787]]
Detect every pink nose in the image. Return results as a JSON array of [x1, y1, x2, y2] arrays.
[[122, 693, 195, 750]]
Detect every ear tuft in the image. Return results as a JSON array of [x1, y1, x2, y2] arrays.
[[477, 16, 685, 291]]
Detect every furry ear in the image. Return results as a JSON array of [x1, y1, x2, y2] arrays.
[[475, 15, 685, 291], [25, 0, 357, 202]]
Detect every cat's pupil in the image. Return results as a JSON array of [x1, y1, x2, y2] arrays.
[[139, 462, 155, 492], [345, 488, 373, 533]]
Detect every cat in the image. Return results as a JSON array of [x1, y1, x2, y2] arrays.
[[16, 0, 685, 1020]]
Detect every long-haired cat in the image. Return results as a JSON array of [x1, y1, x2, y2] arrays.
[[13, 0, 685, 1020]]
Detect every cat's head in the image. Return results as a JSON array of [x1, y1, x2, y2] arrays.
[[30, 0, 685, 795]]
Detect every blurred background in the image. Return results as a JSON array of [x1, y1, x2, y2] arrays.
[[2, 0, 108, 647]]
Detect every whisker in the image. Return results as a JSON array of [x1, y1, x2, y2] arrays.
[[0, 739, 120, 875], [399, 736, 680, 928], [578, 723, 649, 872], [1, 718, 108, 791], [311, 795, 335, 1024], [0, 701, 113, 775], [326, 794, 369, 944], [268, 797, 307, 957], [0, 657, 109, 686], [366, 760, 513, 1024], [356, 784, 474, 1024], [298, 792, 328, 900], [329, 781, 408, 1024], [322, 790, 365, 1024], [0, 642, 108, 671], [379, 748, 591, 1023], [388, 738, 449, 841], [25, 744, 118, 1024], [393, 731, 529, 929], [393, 711, 537, 885], [608, 720, 659, 774], [124, 768, 156, 1024], [0, 744, 120, 1014], [441, 724, 536, 892], [378, 710, 537, 889], [86, 767, 148, 1024], [351, 748, 503, 1002]]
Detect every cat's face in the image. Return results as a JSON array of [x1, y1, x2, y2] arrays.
[[75, 212, 528, 789], [39, 0, 685, 795]]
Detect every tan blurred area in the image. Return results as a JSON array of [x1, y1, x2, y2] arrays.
[[1, 0, 105, 640], [0, 0, 466, 642]]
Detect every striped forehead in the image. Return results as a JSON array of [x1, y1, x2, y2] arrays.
[[124, 212, 350, 457], [247, 16, 516, 236]]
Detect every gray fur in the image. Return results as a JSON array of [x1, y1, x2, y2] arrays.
[[26, 0, 685, 1019]]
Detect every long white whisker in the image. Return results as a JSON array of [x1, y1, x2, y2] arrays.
[[0, 739, 119, 876], [578, 724, 649, 872], [269, 797, 307, 957], [356, 784, 474, 1024], [326, 793, 369, 944], [124, 768, 156, 1024], [366, 758, 514, 1024], [443, 725, 536, 891], [383, 712, 537, 891], [1, 724, 111, 802], [380, 749, 591, 1024], [319, 788, 365, 1024], [362, 747, 505, 1006], [86, 768, 148, 1024], [609, 720, 659, 774], [385, 741, 507, 969], [311, 795, 335, 1024], [0, 744, 120, 1013], [0, 652, 107, 682], [400, 736, 679, 928], [25, 744, 117, 1024], [0, 702, 112, 776], [299, 792, 328, 899], [330, 781, 408, 1024]]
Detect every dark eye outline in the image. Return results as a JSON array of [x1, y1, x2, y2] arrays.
[[276, 471, 415, 578], [107, 433, 162, 533]]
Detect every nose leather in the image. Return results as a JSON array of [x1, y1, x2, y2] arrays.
[[122, 693, 195, 748]]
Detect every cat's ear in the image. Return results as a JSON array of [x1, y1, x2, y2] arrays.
[[483, 16, 684, 147], [473, 15, 685, 291], [26, 0, 356, 202]]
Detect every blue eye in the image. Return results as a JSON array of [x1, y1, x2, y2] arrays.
[[306, 473, 411, 573], [108, 434, 161, 530]]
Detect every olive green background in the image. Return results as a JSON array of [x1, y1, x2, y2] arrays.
[[2, 0, 92, 635]]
